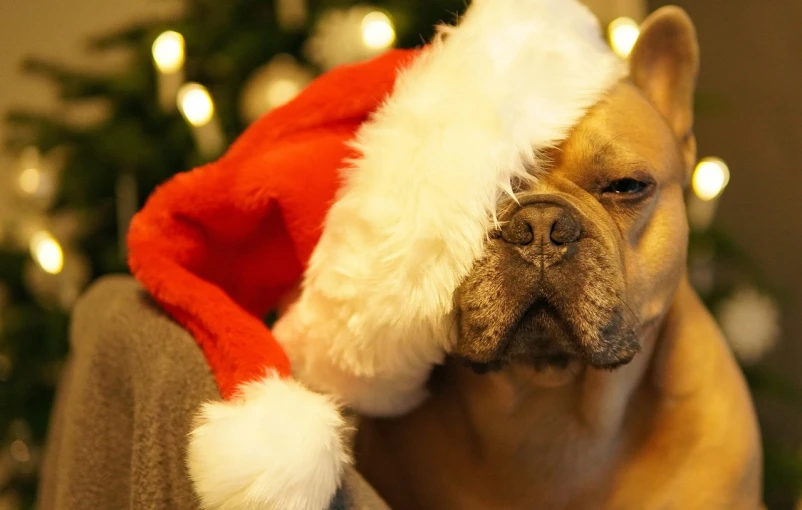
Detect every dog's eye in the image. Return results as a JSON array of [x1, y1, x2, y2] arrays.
[[603, 178, 649, 195]]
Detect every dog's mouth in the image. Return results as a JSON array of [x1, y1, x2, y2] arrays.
[[455, 296, 640, 374]]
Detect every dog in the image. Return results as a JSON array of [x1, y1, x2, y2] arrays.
[[354, 7, 763, 509]]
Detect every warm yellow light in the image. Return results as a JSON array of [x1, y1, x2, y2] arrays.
[[608, 17, 640, 58], [30, 231, 64, 275], [177, 83, 215, 126], [10, 440, 30, 463], [692, 157, 730, 201], [18, 167, 41, 194], [152, 31, 185, 73], [266, 78, 302, 109], [361, 11, 395, 50]]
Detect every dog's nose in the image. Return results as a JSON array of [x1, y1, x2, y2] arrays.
[[501, 204, 582, 246]]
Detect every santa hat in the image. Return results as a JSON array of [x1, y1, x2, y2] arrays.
[[127, 0, 625, 509]]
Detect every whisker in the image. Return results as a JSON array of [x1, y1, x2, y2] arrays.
[[615, 295, 642, 329], [611, 295, 641, 341]]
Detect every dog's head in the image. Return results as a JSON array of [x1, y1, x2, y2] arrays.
[[455, 7, 700, 371]]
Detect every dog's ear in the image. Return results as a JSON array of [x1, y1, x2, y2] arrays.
[[629, 7, 700, 178]]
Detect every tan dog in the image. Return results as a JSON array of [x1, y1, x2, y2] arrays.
[[354, 7, 763, 509]]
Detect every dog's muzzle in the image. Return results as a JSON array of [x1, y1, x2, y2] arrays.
[[455, 194, 639, 371]]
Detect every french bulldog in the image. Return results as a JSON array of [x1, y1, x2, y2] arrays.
[[355, 7, 763, 510]]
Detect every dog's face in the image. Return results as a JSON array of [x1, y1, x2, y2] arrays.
[[455, 8, 700, 371]]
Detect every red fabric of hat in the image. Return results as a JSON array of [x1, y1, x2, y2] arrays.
[[128, 48, 419, 401]]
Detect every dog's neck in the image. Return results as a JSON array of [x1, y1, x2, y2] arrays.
[[414, 313, 664, 492], [436, 324, 659, 452], [355, 277, 718, 509]]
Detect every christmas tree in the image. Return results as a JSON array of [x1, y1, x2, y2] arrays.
[[0, 1, 797, 508]]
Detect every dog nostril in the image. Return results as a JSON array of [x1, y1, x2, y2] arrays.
[[501, 216, 534, 245], [549, 210, 582, 245]]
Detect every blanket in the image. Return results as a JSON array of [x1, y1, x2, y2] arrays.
[[39, 275, 389, 510]]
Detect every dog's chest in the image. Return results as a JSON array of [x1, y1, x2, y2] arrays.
[[354, 385, 722, 510]]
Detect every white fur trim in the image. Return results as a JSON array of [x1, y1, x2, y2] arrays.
[[274, 311, 430, 417], [279, 0, 626, 415], [187, 372, 349, 510]]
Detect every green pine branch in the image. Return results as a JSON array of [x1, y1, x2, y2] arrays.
[[19, 58, 134, 101], [4, 110, 81, 151], [87, 23, 154, 51]]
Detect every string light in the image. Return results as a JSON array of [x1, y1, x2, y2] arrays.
[[9, 440, 30, 464], [692, 157, 730, 201], [608, 17, 640, 58], [29, 231, 64, 275], [177, 83, 215, 127], [18, 166, 41, 195], [361, 11, 395, 50], [177, 83, 225, 158], [240, 54, 313, 122], [15, 146, 54, 201], [266, 78, 303, 109], [152, 31, 185, 74]]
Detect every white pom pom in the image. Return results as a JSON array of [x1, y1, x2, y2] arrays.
[[187, 372, 349, 510]]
